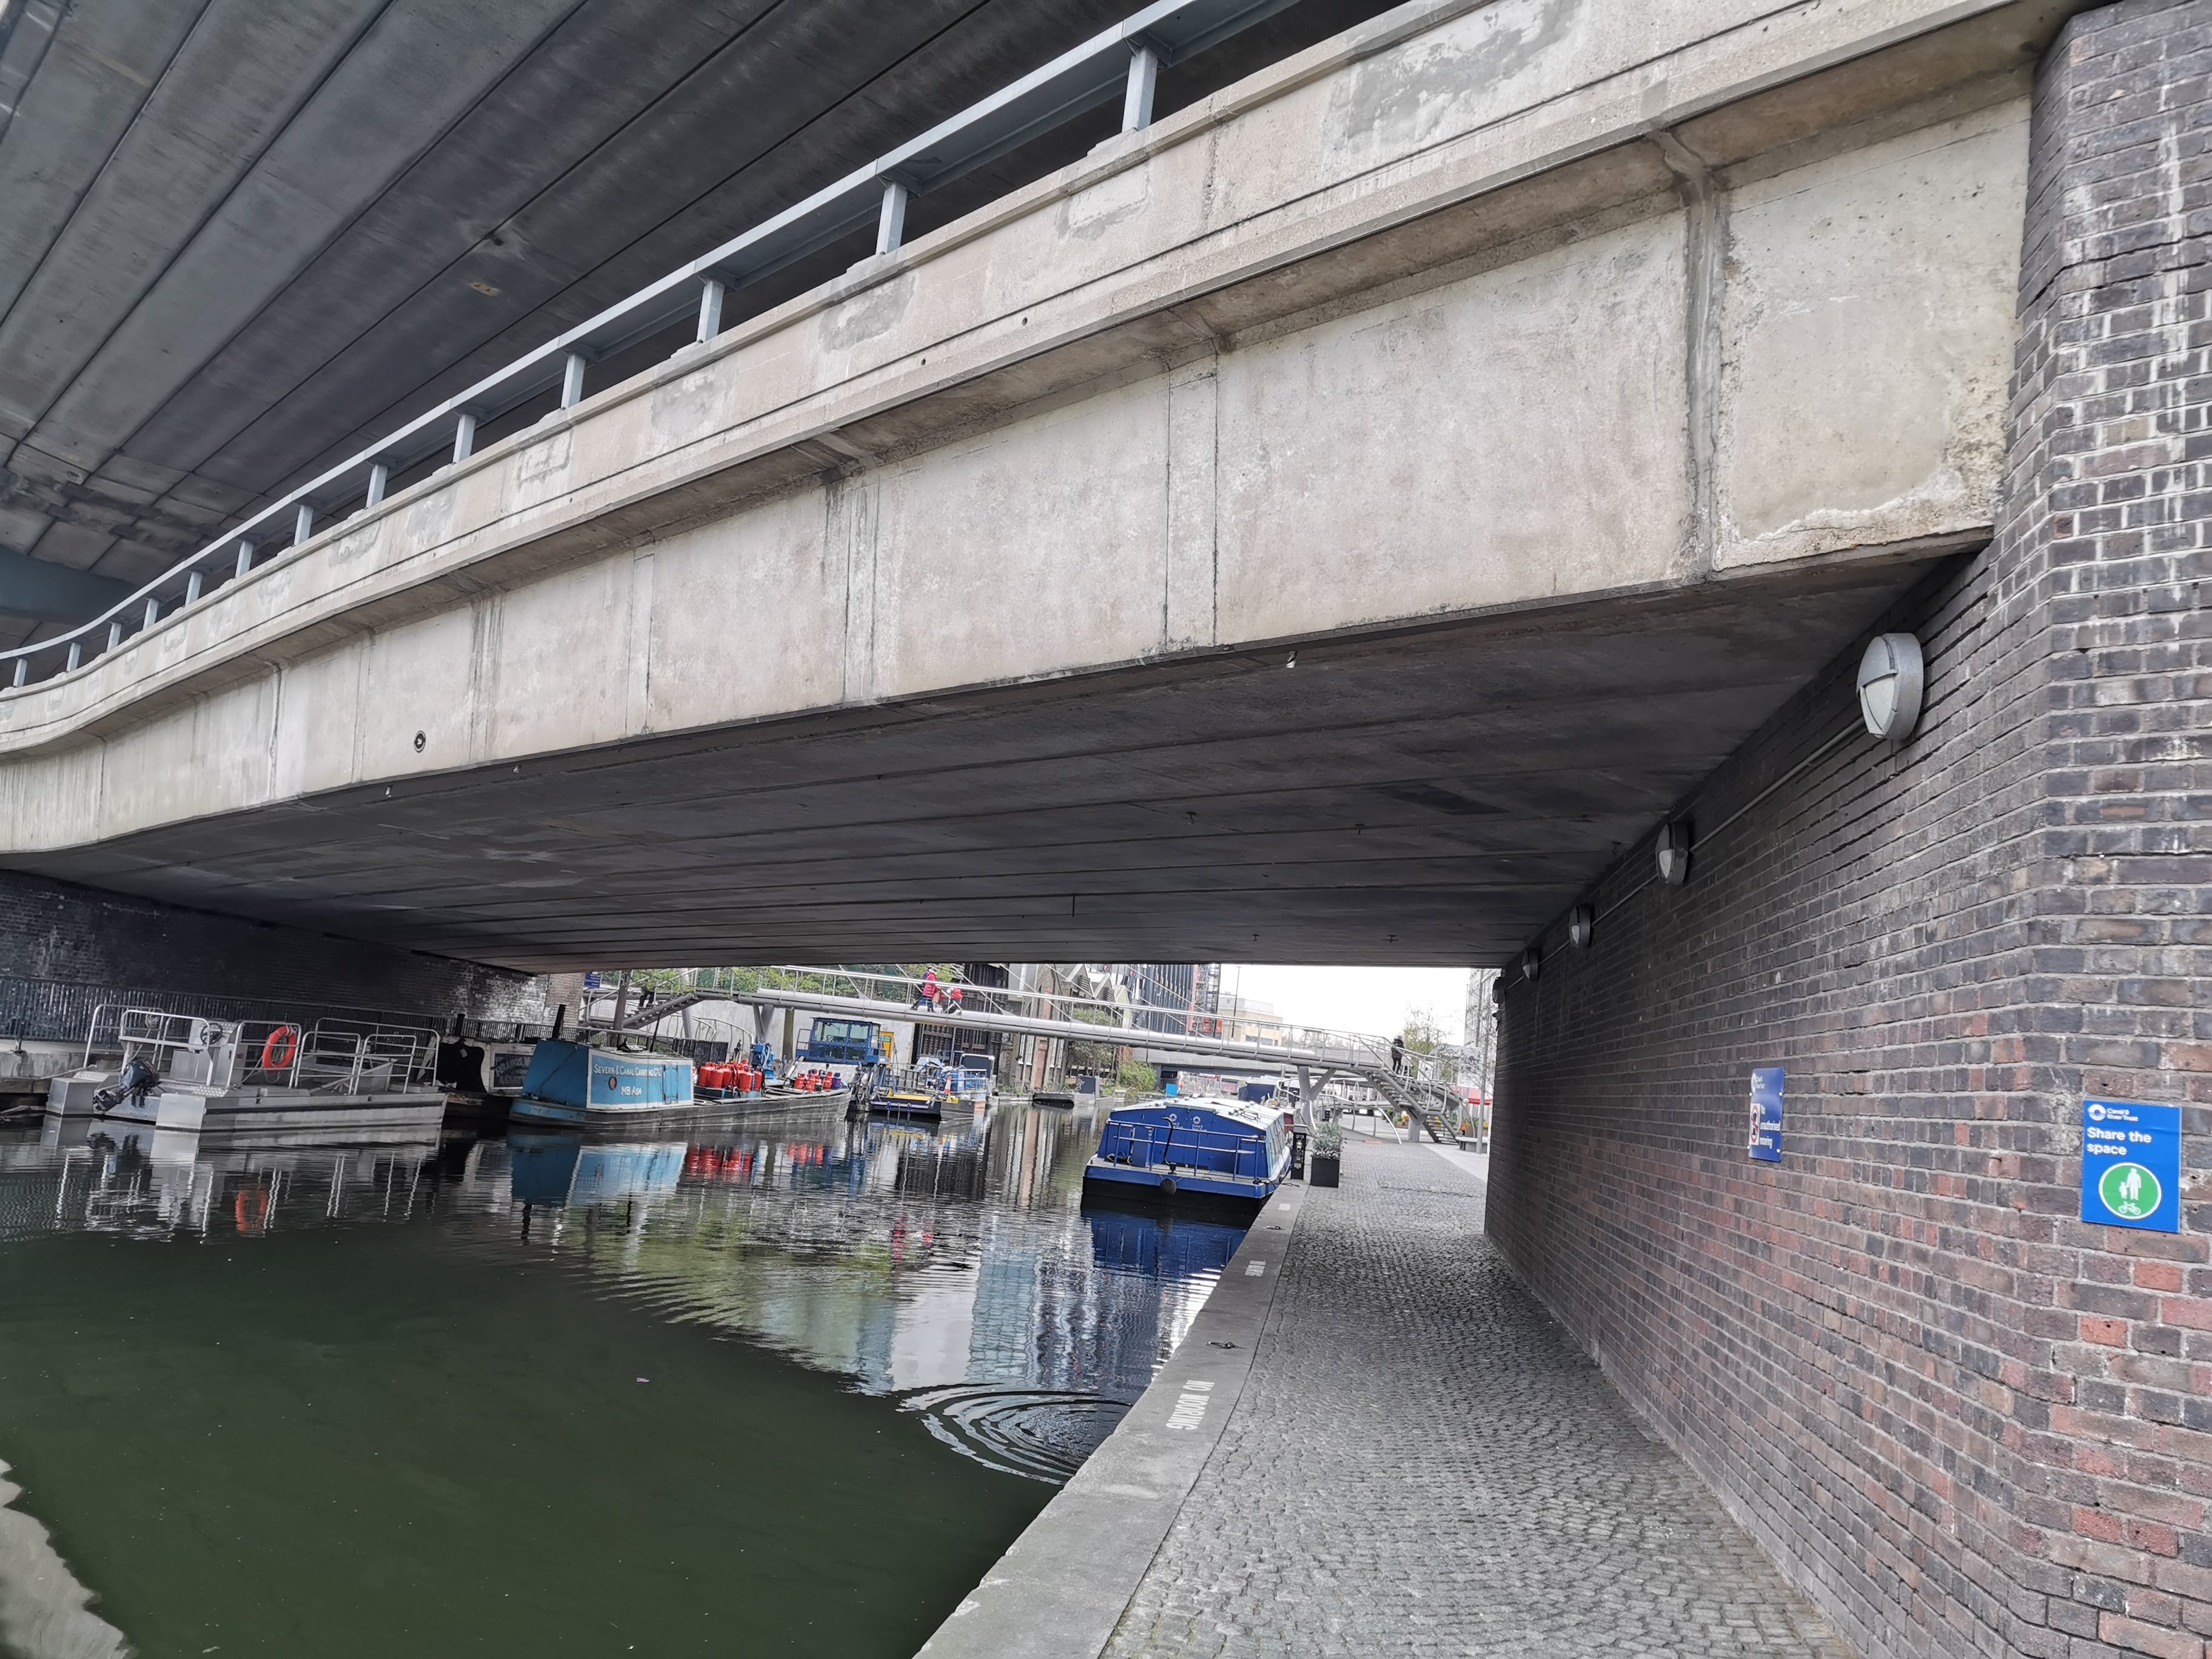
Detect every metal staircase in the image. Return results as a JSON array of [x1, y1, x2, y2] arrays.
[[585, 987, 719, 1033], [1353, 1065, 1458, 1145]]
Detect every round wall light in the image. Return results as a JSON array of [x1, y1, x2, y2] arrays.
[[1656, 820, 1692, 886], [1519, 945, 1541, 983], [1857, 632, 1925, 740], [1569, 904, 1595, 948]]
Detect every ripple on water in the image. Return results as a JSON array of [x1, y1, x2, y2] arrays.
[[900, 1386, 1133, 1483]]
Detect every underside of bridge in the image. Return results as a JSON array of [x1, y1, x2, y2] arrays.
[[2, 554, 1931, 969]]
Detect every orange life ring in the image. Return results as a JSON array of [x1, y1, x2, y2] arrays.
[[260, 1024, 301, 1071]]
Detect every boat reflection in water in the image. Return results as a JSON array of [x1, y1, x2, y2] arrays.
[[458, 1102, 1247, 1481], [18, 1108, 438, 1241], [0, 1094, 1251, 1659]]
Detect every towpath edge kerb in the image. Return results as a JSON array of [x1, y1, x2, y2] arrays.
[[914, 1179, 1309, 1659]]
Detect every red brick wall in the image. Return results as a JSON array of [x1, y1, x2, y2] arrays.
[[1486, 5, 2212, 1656]]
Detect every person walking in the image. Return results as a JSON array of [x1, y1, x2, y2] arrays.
[[914, 969, 939, 1011], [946, 985, 965, 1017], [1390, 1034, 1406, 1075]]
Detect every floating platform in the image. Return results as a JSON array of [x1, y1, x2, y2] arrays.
[[47, 1010, 449, 1141]]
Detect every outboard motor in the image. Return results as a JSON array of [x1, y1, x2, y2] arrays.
[[91, 1057, 159, 1116]]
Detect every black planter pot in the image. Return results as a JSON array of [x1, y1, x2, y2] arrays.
[[1309, 1153, 1340, 1188]]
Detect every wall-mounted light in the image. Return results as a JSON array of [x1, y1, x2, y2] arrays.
[[1857, 632, 1925, 740], [1657, 820, 1692, 886], [1520, 945, 1541, 983], [1569, 904, 1595, 948]]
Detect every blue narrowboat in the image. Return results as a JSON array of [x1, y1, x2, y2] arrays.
[[509, 1040, 695, 1125], [1083, 1097, 1293, 1207]]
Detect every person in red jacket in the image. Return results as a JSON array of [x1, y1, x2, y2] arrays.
[[914, 969, 939, 1010]]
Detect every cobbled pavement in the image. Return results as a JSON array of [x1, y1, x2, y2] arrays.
[[1100, 1139, 1854, 1659]]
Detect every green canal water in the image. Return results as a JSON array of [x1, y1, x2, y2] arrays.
[[0, 1102, 1247, 1658]]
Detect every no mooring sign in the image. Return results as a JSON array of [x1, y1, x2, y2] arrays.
[[2080, 1100, 2181, 1234]]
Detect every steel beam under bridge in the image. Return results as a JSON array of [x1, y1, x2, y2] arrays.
[[737, 986, 1378, 1079]]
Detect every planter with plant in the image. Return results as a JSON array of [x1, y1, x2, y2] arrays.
[[1309, 1122, 1342, 1188]]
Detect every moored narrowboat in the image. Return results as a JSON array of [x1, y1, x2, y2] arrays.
[[1082, 1096, 1292, 1208], [510, 1040, 695, 1126]]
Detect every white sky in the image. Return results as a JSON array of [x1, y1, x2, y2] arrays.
[[1218, 964, 1470, 1045]]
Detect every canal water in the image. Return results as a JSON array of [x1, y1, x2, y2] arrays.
[[0, 1101, 1247, 1658]]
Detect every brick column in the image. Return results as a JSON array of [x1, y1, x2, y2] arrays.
[[1486, 4, 2212, 1657]]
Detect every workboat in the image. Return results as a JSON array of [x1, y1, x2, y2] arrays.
[[1083, 1096, 1293, 1208], [856, 1065, 953, 1121], [509, 1039, 697, 1126], [45, 1007, 447, 1139]]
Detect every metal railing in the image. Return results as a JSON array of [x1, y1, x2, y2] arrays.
[[0, 0, 1295, 696], [1097, 1114, 1281, 1175], [87, 1006, 440, 1094]]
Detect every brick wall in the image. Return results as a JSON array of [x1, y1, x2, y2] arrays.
[[0, 865, 550, 1041], [1486, 5, 2212, 1657]]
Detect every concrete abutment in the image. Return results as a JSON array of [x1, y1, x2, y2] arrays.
[[1490, 5, 2212, 1653]]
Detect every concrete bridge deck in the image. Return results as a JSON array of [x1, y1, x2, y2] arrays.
[[0, 0, 2065, 968], [921, 1136, 1847, 1658]]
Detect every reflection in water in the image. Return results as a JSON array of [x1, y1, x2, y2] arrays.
[[0, 1099, 1247, 1658]]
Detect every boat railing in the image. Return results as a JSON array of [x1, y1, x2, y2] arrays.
[[87, 1006, 200, 1070], [291, 1021, 441, 1094], [1100, 1118, 1274, 1173], [84, 1007, 438, 1093], [870, 1065, 956, 1098]]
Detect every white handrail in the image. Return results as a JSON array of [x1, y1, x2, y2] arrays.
[[0, 0, 1295, 694]]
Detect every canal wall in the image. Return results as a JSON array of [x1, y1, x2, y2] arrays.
[[916, 1178, 1305, 1659], [1487, 7, 2212, 1656], [0, 865, 553, 1046]]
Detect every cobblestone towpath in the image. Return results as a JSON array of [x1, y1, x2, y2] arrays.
[[1101, 1138, 1852, 1659]]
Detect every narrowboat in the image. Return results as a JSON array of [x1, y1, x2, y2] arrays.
[[46, 1007, 448, 1138], [1082, 1096, 1293, 1208], [509, 1039, 695, 1126]]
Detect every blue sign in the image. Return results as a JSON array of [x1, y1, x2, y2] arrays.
[[1748, 1067, 1784, 1162], [2081, 1100, 2181, 1233]]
